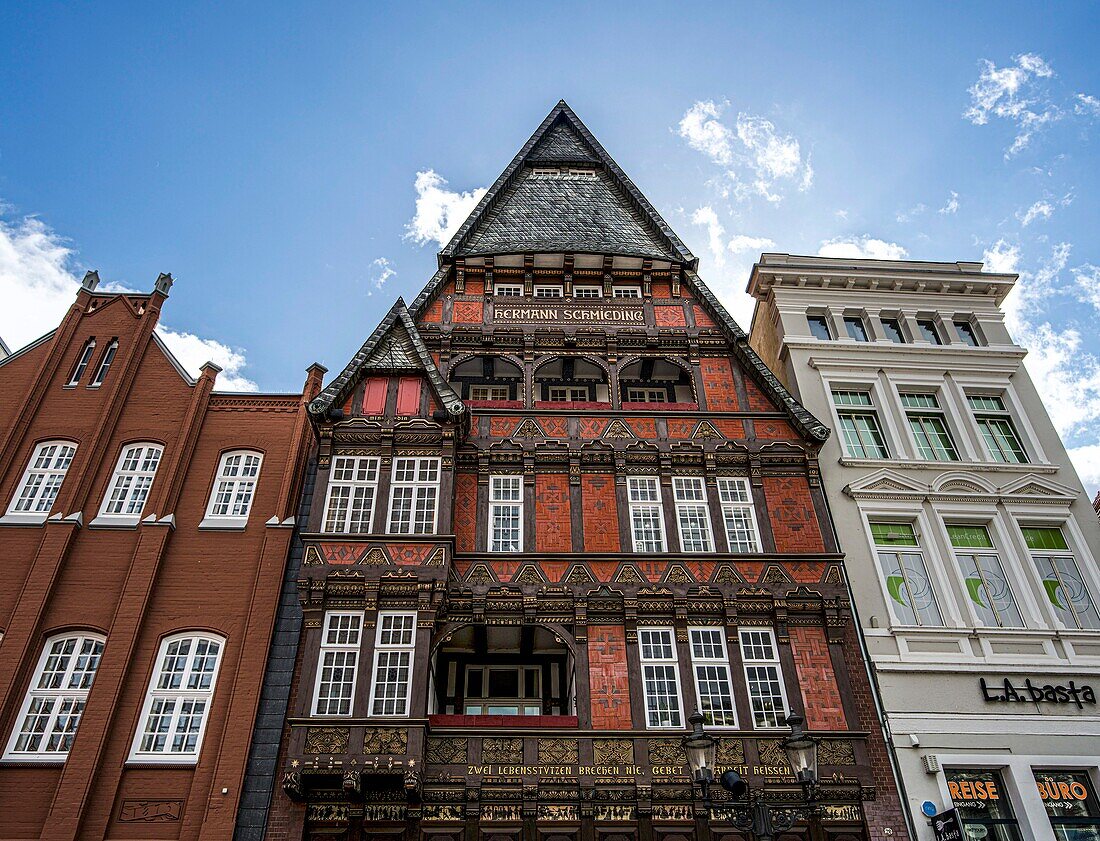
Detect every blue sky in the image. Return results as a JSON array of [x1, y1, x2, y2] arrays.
[[2, 2, 1099, 490]]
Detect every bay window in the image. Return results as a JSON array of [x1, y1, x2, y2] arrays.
[[312, 612, 363, 716], [370, 613, 416, 716]]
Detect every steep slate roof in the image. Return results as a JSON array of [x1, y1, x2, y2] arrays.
[[308, 298, 463, 420], [440, 100, 695, 265]]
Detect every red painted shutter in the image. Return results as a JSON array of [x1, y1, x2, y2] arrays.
[[361, 378, 387, 414], [396, 377, 422, 416]]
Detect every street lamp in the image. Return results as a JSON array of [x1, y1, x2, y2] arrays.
[[683, 710, 821, 841]]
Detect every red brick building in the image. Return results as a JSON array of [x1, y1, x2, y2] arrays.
[[0, 272, 321, 840], [249, 102, 910, 841]]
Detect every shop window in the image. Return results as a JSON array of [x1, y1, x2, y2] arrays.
[[370, 613, 416, 716], [689, 628, 737, 727], [323, 456, 379, 533], [312, 612, 363, 716], [870, 523, 943, 626], [6, 440, 77, 521], [387, 457, 440, 535], [639, 628, 683, 728], [738, 628, 789, 728], [627, 476, 666, 552], [1034, 770, 1100, 841], [948, 525, 1024, 628], [672, 477, 713, 552], [833, 390, 889, 459], [901, 393, 959, 461], [946, 769, 1024, 841], [968, 395, 1028, 464], [716, 478, 761, 552], [4, 633, 104, 760], [488, 475, 523, 552], [1023, 527, 1100, 630]]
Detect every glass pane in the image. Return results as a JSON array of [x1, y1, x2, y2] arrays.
[[948, 525, 994, 549], [870, 523, 918, 546], [1023, 527, 1070, 551], [881, 318, 905, 343], [807, 315, 832, 340], [844, 317, 868, 341], [947, 770, 1023, 841]]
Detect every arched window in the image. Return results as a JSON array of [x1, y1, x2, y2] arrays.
[[449, 356, 523, 404], [534, 358, 608, 405], [202, 450, 263, 527], [96, 442, 164, 524], [618, 358, 695, 406], [4, 632, 105, 760], [5, 440, 77, 522], [129, 633, 225, 762]]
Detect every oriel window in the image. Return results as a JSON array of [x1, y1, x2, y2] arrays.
[[312, 612, 363, 716], [323, 456, 379, 533], [370, 613, 416, 716]]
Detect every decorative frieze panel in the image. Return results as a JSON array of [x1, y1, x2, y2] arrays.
[[363, 727, 408, 755], [482, 737, 524, 764], [427, 737, 469, 765], [305, 726, 349, 754]]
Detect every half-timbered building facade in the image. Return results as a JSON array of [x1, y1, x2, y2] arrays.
[[249, 102, 909, 841]]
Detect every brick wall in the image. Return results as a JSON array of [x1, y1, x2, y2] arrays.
[[453, 473, 478, 553], [535, 474, 571, 552], [587, 625, 632, 729], [699, 357, 741, 410], [788, 626, 846, 730], [580, 474, 619, 552], [763, 476, 825, 553], [653, 304, 687, 327], [452, 300, 483, 324]]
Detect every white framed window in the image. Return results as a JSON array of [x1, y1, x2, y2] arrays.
[[689, 628, 737, 727], [97, 443, 163, 522], [947, 525, 1023, 628], [387, 457, 440, 534], [129, 633, 224, 762], [547, 385, 590, 402], [533, 285, 563, 298], [6, 440, 77, 521], [612, 286, 642, 299], [4, 633, 104, 760], [323, 456, 379, 533], [1023, 526, 1100, 630], [312, 612, 363, 716], [489, 475, 523, 552], [469, 385, 510, 401], [739, 628, 789, 728], [464, 665, 543, 715], [370, 612, 417, 716], [202, 450, 262, 526], [628, 476, 666, 552], [870, 522, 943, 627], [89, 339, 119, 387], [639, 628, 683, 728], [573, 285, 602, 299], [67, 339, 96, 386], [967, 395, 1028, 464], [832, 390, 889, 459], [494, 284, 523, 297], [901, 393, 959, 461], [716, 478, 760, 553], [673, 477, 713, 552], [626, 387, 669, 403]]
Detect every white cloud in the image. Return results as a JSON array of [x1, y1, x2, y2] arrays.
[[727, 234, 776, 254], [964, 53, 1060, 158], [0, 206, 257, 391], [677, 100, 813, 203], [691, 206, 727, 268], [835, 209, 849, 220], [1072, 263, 1100, 313], [368, 257, 396, 291], [404, 170, 487, 247], [896, 203, 926, 224], [1017, 199, 1054, 226], [1067, 443, 1100, 494], [939, 191, 960, 215], [1074, 93, 1100, 116], [817, 236, 908, 260], [981, 238, 1021, 273]]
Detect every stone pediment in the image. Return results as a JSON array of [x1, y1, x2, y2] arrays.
[[998, 474, 1079, 502], [845, 469, 928, 498]]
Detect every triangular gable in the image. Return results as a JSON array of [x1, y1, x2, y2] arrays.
[[997, 474, 1080, 501], [845, 468, 929, 497], [308, 297, 464, 420]]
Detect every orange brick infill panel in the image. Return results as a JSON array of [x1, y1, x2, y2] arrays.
[[763, 476, 825, 552], [754, 419, 796, 439], [788, 626, 847, 730], [454, 473, 478, 553], [422, 299, 443, 323], [452, 300, 483, 324], [700, 357, 741, 411], [535, 474, 571, 552], [588, 625, 632, 729], [489, 416, 520, 437], [744, 377, 778, 411], [581, 474, 619, 552], [692, 304, 716, 327], [541, 416, 569, 437], [654, 304, 687, 327]]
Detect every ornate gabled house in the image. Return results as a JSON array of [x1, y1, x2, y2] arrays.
[[249, 101, 909, 841], [0, 272, 321, 840]]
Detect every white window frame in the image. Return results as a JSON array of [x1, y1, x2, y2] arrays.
[[89, 339, 119, 387], [573, 285, 602, 299], [369, 612, 417, 717], [469, 384, 510, 402], [716, 478, 761, 553], [672, 477, 714, 552], [831, 389, 890, 459], [688, 627, 738, 728], [627, 476, 667, 552], [625, 387, 669, 403], [869, 520, 944, 628], [639, 627, 684, 729], [738, 628, 790, 729], [95, 442, 164, 525], [947, 524, 1025, 629], [312, 612, 364, 717], [546, 385, 590, 402], [322, 456, 380, 533], [4, 633, 105, 761], [463, 665, 544, 716], [67, 339, 96, 386], [4, 440, 78, 524], [533, 285, 563, 298], [128, 633, 224, 763], [200, 450, 263, 528], [386, 457, 440, 535], [966, 394, 1029, 464], [612, 286, 642, 299], [1022, 524, 1100, 630], [494, 284, 524, 297], [488, 475, 523, 553]]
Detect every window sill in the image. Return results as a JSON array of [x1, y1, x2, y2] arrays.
[[621, 402, 699, 411], [198, 517, 248, 531], [125, 757, 198, 767], [88, 515, 140, 529], [0, 512, 49, 527], [428, 714, 578, 728], [0, 756, 67, 765], [838, 456, 1056, 474], [532, 401, 612, 410]]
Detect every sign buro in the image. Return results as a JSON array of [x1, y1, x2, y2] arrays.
[[932, 809, 964, 841]]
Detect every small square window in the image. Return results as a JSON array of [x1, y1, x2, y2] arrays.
[[534, 285, 563, 298], [494, 285, 523, 297], [573, 286, 602, 299], [612, 286, 642, 299], [807, 315, 832, 340]]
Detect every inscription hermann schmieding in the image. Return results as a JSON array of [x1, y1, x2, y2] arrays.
[[493, 305, 645, 324]]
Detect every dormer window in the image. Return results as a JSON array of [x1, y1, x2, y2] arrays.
[[89, 340, 119, 387], [67, 340, 96, 386]]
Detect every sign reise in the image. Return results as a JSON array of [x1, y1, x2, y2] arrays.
[[493, 302, 645, 325]]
